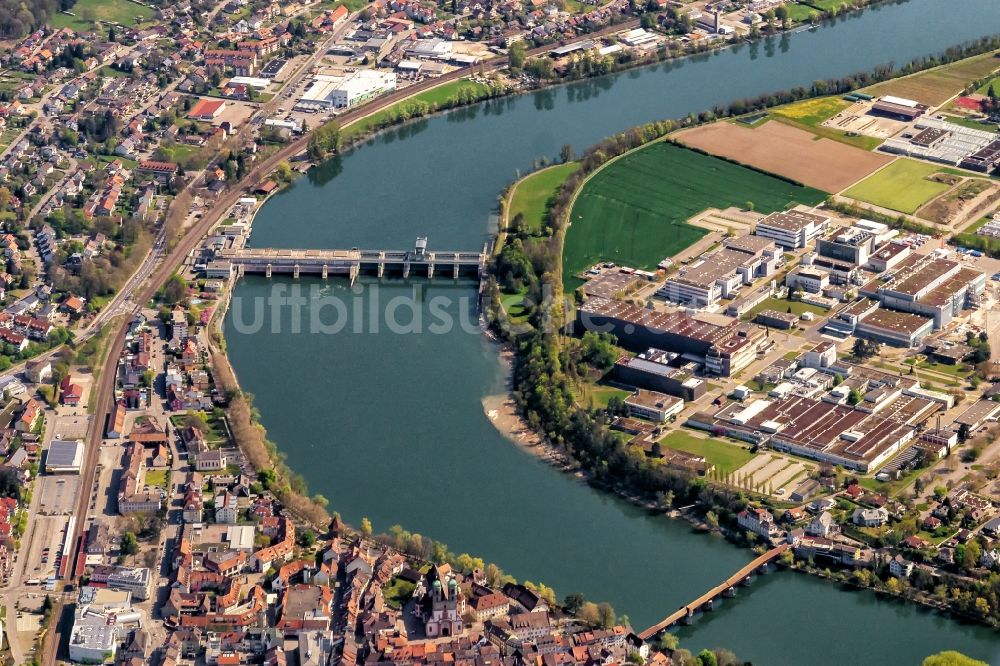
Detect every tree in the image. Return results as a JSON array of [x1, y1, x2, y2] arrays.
[[162, 274, 187, 305], [559, 144, 574, 163], [297, 529, 317, 547], [275, 161, 294, 183], [886, 577, 901, 594], [923, 652, 989, 666], [697, 650, 718, 666], [509, 42, 527, 70], [563, 593, 585, 615], [657, 633, 679, 651], [848, 388, 863, 406], [705, 510, 719, 529], [121, 532, 139, 556], [596, 601, 617, 629], [360, 516, 372, 537], [578, 601, 601, 626]]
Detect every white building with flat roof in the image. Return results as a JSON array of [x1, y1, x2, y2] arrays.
[[331, 70, 397, 108]]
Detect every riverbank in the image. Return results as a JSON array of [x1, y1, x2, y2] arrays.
[[217, 1, 1000, 658]]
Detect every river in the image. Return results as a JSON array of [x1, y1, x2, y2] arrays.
[[225, 0, 1000, 662]]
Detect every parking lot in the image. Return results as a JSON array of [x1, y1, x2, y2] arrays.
[[22, 515, 69, 581], [37, 475, 79, 516]]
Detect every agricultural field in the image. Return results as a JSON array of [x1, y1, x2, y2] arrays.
[[772, 97, 850, 127], [563, 143, 826, 288], [863, 51, 1000, 107], [342, 80, 492, 141], [843, 159, 962, 214], [49, 0, 155, 30], [508, 163, 580, 235], [659, 431, 754, 475], [675, 120, 889, 191]]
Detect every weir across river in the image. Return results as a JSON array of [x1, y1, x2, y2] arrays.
[[214, 237, 490, 283]]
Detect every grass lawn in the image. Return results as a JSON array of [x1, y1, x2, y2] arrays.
[[961, 216, 992, 233], [508, 163, 580, 234], [50, 0, 155, 30], [744, 296, 830, 320], [563, 142, 826, 289], [660, 431, 754, 475], [500, 289, 530, 325], [940, 114, 996, 132], [575, 380, 630, 410], [170, 412, 229, 445], [785, 3, 819, 22], [843, 159, 958, 214], [772, 97, 849, 127], [343, 79, 491, 141], [144, 469, 169, 488]]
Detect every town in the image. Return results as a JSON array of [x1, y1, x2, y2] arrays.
[[0, 0, 991, 664]]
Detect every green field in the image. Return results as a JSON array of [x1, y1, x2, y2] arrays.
[[563, 143, 826, 288], [843, 159, 959, 214], [343, 80, 492, 141], [508, 163, 580, 234], [660, 431, 754, 475], [500, 289, 530, 325], [49, 0, 155, 29]]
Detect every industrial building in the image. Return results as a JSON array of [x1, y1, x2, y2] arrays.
[[576, 298, 767, 376], [860, 253, 986, 328], [754, 210, 829, 249], [46, 439, 84, 473], [623, 389, 684, 422], [853, 308, 934, 348], [687, 394, 917, 472], [867, 241, 912, 273], [657, 235, 781, 307], [881, 117, 998, 166], [613, 348, 706, 400], [298, 70, 397, 109], [871, 95, 927, 121]]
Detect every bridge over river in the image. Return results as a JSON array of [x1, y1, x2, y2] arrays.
[[638, 543, 790, 641], [212, 237, 490, 282]]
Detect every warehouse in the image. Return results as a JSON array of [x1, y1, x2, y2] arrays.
[[46, 439, 84, 473], [330, 70, 396, 108], [854, 308, 934, 348], [954, 400, 1000, 431], [871, 95, 926, 121]]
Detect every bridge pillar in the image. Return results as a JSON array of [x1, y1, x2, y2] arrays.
[[453, 263, 459, 279], [741, 575, 752, 587], [293, 264, 300, 279], [378, 262, 385, 278], [723, 586, 736, 598], [682, 609, 694, 625], [265, 264, 272, 278], [322, 264, 328, 279], [350, 264, 359, 286], [428, 263, 434, 279], [403, 262, 410, 279]]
